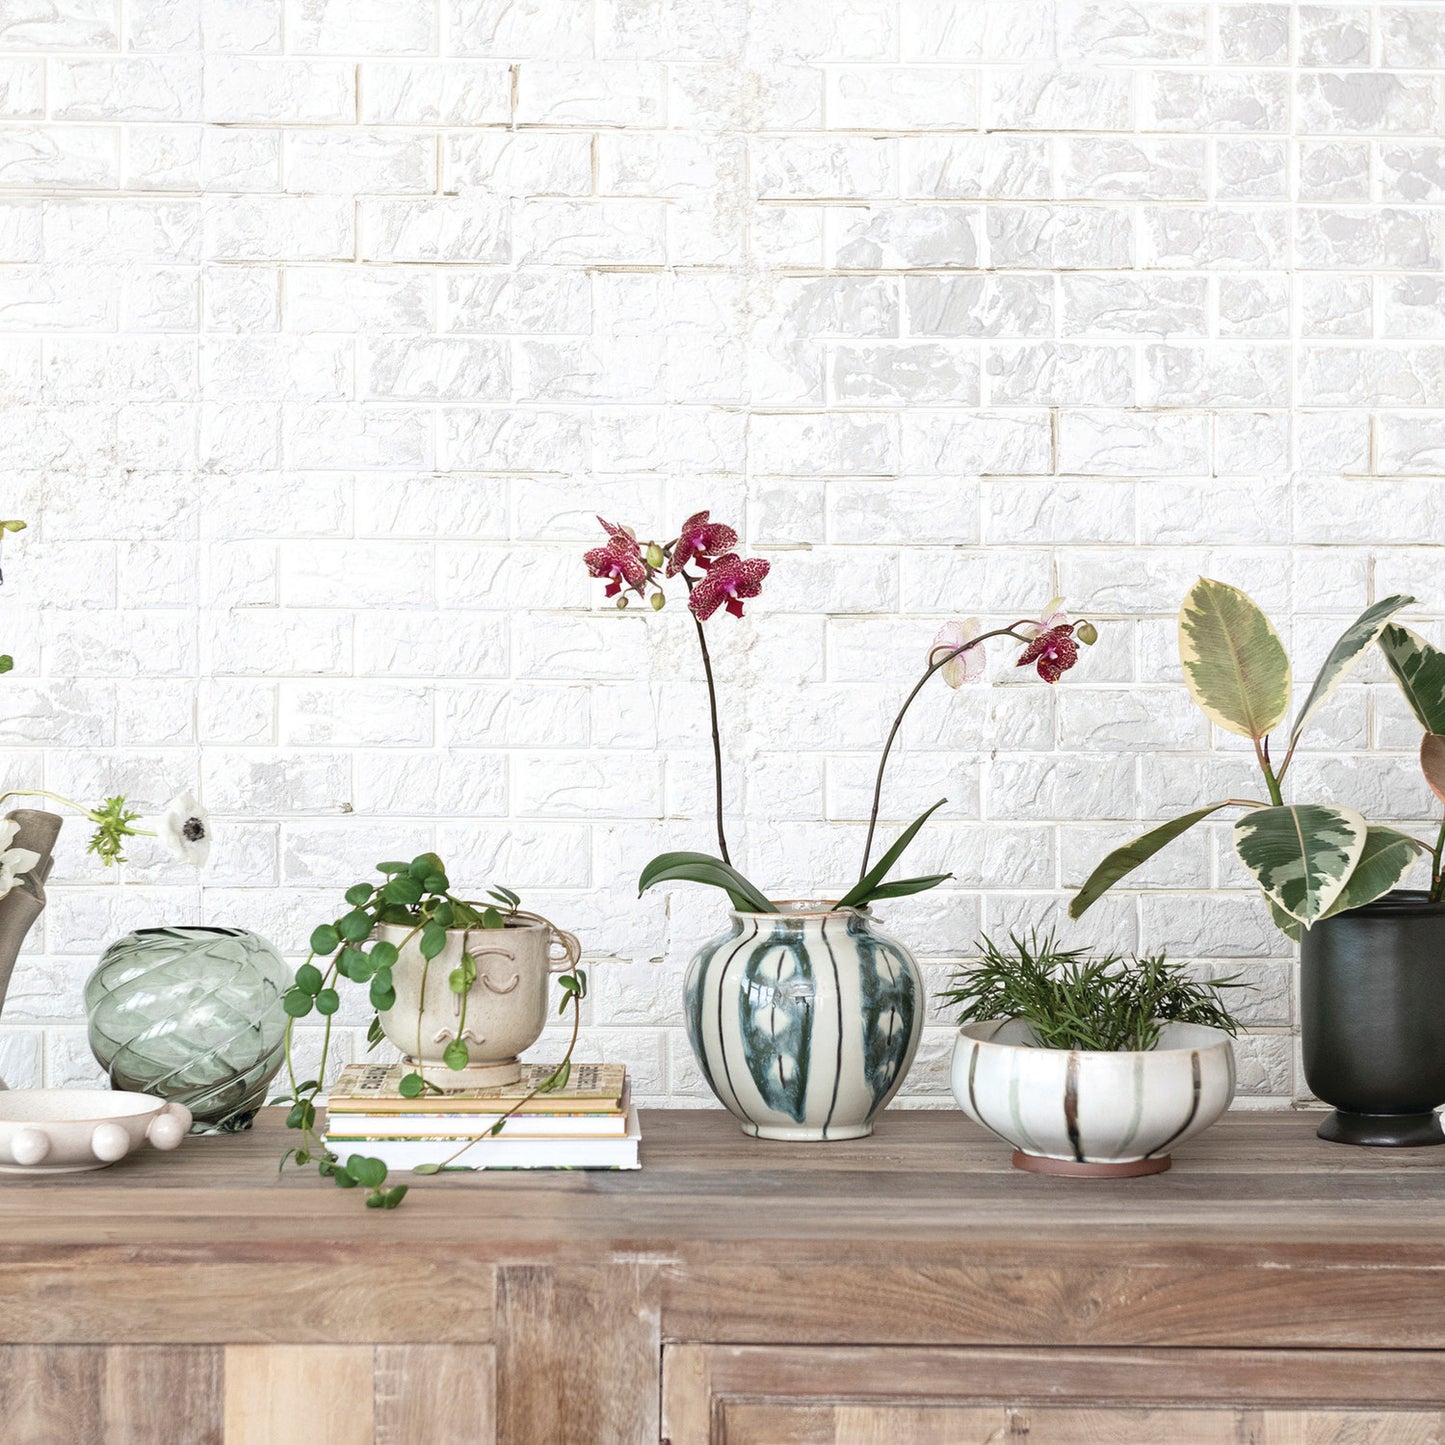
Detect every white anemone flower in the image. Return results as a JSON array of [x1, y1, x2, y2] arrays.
[[0, 820, 41, 901], [155, 792, 213, 868], [930, 618, 987, 688]]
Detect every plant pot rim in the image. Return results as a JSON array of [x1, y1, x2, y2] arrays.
[[374, 912, 552, 937], [1315, 888, 1445, 920], [728, 898, 870, 920], [958, 1018, 1236, 1057]]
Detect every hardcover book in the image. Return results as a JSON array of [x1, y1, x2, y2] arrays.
[[325, 1062, 627, 1115]]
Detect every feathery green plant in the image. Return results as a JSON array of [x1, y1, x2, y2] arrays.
[[940, 931, 1246, 1053]]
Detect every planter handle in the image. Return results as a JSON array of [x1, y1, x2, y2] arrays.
[[546, 926, 582, 973]]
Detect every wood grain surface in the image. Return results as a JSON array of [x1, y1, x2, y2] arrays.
[[0, 1109, 1441, 1443]]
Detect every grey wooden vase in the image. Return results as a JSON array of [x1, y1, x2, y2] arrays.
[[0, 810, 62, 1040]]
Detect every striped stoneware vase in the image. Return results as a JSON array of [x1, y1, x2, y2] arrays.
[[684, 902, 923, 1141]]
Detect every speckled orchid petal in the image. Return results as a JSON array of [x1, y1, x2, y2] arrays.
[[688, 553, 770, 621]]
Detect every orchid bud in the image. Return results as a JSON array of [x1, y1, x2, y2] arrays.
[[1076, 620, 1098, 646], [615, 595, 628, 609], [650, 591, 666, 611], [645, 542, 665, 570]]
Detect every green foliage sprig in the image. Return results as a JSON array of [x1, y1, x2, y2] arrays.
[[940, 931, 1247, 1054], [280, 853, 587, 1209]]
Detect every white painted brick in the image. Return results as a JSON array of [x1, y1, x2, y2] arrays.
[[202, 58, 355, 124], [829, 66, 978, 130], [11, 0, 1445, 1107]]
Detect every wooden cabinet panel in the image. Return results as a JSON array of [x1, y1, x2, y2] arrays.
[[663, 1345, 1445, 1445], [0, 1344, 494, 1445], [717, 1402, 1445, 1443]]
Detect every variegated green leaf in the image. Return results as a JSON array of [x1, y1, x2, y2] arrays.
[[1379, 624, 1445, 735], [1179, 578, 1291, 740], [1266, 899, 1302, 943], [1319, 826, 1426, 921], [1289, 594, 1414, 747], [1069, 802, 1236, 920], [1422, 733, 1445, 806], [1233, 804, 1367, 925]]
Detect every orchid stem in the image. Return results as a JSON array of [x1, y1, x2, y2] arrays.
[[682, 574, 731, 866], [856, 625, 1032, 883]]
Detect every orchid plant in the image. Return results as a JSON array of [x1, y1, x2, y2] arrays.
[[0, 517, 212, 881], [584, 513, 1095, 911], [1071, 580, 1445, 937]]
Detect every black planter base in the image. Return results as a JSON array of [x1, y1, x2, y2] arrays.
[[1317, 1109, 1445, 1148]]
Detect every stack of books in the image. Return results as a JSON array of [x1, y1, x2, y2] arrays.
[[321, 1062, 640, 1172]]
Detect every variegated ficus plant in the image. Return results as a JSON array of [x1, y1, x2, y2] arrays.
[[1071, 579, 1445, 939], [583, 513, 1096, 911]]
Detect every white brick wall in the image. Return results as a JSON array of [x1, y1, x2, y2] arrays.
[[2, 0, 1442, 1108]]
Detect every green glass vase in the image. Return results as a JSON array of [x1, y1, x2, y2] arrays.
[[85, 926, 291, 1134]]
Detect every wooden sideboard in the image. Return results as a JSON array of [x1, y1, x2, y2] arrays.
[[0, 1110, 1442, 1444]]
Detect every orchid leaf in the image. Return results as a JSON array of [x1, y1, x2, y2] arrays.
[[1423, 734, 1445, 806], [1233, 804, 1367, 925], [1379, 624, 1445, 734], [1070, 803, 1238, 919], [1178, 577, 1291, 740], [836, 798, 946, 910], [638, 852, 776, 913], [1319, 826, 1426, 921], [1289, 594, 1414, 747], [853, 872, 953, 903]]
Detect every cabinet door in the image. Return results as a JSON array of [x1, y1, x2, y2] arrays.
[[663, 1344, 1445, 1445], [0, 1344, 495, 1445]]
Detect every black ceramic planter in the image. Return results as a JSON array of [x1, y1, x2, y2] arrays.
[[1300, 890, 1445, 1147]]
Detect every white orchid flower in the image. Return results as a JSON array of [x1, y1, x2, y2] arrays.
[[0, 819, 41, 901], [1019, 597, 1067, 640], [930, 618, 987, 688], [154, 792, 213, 868]]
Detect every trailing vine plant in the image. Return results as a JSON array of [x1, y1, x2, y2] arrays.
[[279, 852, 588, 1209], [584, 513, 1097, 911]]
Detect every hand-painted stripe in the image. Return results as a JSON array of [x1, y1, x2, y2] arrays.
[[1063, 1052, 1084, 1163], [713, 919, 760, 1129], [1146, 1049, 1202, 1159], [820, 915, 843, 1141], [964, 1040, 1017, 1149]]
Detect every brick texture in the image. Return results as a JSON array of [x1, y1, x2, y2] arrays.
[[1, 0, 1442, 1108]]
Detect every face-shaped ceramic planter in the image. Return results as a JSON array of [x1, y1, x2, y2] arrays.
[[376, 913, 581, 1087]]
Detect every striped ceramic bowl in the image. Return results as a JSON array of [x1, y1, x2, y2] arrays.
[[951, 1019, 1236, 1177]]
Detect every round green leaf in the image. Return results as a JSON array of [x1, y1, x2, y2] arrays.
[[442, 1038, 470, 1071], [377, 861, 409, 874], [420, 923, 447, 960], [398, 1072, 425, 1099], [314, 987, 340, 1016], [383, 876, 422, 907], [282, 989, 313, 1018], [368, 940, 398, 969], [295, 962, 323, 995], [1178, 577, 1292, 741], [309, 924, 340, 956], [424, 874, 449, 894], [345, 1155, 387, 1189], [331, 1170, 358, 1189], [345, 883, 374, 907], [448, 968, 468, 995], [412, 1163, 442, 1175], [369, 978, 396, 1011], [338, 909, 372, 942], [409, 852, 445, 881]]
